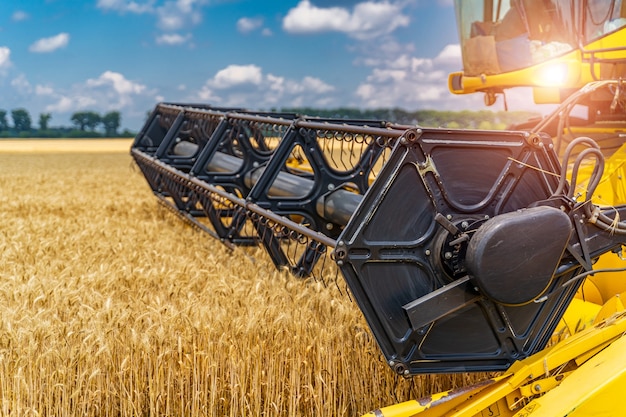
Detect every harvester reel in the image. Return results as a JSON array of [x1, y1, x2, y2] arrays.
[[133, 104, 626, 376]]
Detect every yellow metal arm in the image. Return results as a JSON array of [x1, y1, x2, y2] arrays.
[[363, 310, 626, 417]]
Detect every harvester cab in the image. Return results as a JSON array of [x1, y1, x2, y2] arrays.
[[449, 0, 626, 105], [131, 1, 626, 416]]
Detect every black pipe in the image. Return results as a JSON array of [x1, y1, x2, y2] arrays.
[[172, 141, 362, 226]]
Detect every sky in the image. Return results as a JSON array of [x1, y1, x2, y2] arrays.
[[0, 0, 528, 132]]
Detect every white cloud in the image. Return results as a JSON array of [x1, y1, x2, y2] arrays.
[[0, 47, 12, 69], [210, 64, 264, 89], [35, 85, 55, 96], [435, 44, 461, 63], [237, 17, 263, 34], [29, 33, 70, 53], [301, 76, 335, 94], [46, 95, 99, 113], [156, 0, 204, 31], [11, 74, 32, 94], [282, 0, 410, 40], [40, 71, 155, 127], [2, 68, 157, 130], [86, 71, 146, 95], [355, 43, 483, 110], [155, 33, 192, 45], [97, 0, 207, 44], [96, 0, 155, 14], [12, 11, 29, 21], [194, 64, 336, 108]]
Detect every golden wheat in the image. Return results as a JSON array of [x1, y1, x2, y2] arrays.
[[0, 143, 477, 416]]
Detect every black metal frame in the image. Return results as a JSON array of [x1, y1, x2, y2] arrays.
[[132, 103, 626, 376], [335, 127, 626, 374], [132, 103, 406, 277]]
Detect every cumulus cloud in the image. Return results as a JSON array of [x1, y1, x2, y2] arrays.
[[46, 95, 99, 113], [29, 33, 70, 53], [97, 0, 206, 43], [209, 64, 264, 89], [11, 74, 32, 94], [195, 64, 336, 108], [0, 47, 12, 69], [354, 43, 484, 110], [35, 85, 55, 96], [156, 0, 205, 31], [96, 0, 155, 14], [12, 11, 29, 21], [42, 71, 150, 117], [282, 0, 410, 40], [2, 68, 157, 130], [435, 44, 461, 63], [155, 33, 192, 45], [86, 71, 146, 95], [237, 17, 264, 34]]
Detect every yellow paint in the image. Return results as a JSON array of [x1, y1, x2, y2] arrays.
[[364, 313, 626, 417], [448, 28, 626, 99]]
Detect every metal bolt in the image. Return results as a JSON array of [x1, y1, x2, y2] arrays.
[[326, 223, 334, 230], [389, 360, 395, 366], [446, 214, 452, 220], [425, 249, 431, 256], [461, 221, 469, 229], [534, 384, 541, 392], [328, 183, 335, 190], [403, 369, 410, 376], [444, 252, 453, 260]]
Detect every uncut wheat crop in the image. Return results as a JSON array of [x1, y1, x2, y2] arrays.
[[0, 141, 478, 417]]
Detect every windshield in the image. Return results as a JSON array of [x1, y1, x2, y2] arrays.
[[584, 0, 626, 42], [455, 0, 580, 76]]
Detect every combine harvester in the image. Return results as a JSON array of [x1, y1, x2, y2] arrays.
[[131, 0, 626, 415]]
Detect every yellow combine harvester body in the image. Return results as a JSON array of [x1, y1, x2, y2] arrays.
[[130, 3, 626, 417], [366, 1, 626, 416]]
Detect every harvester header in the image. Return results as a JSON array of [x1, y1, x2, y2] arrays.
[[132, 84, 626, 377], [130, 0, 626, 414]]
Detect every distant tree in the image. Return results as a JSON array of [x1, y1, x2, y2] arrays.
[[71, 111, 101, 131], [39, 113, 52, 130], [478, 120, 493, 130], [11, 108, 32, 132], [102, 111, 121, 137], [0, 110, 8, 132]]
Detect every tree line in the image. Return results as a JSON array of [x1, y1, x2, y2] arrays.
[[278, 107, 541, 130], [0, 108, 135, 138], [0, 106, 543, 139]]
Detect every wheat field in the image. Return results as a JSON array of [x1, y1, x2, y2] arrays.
[[0, 140, 477, 416]]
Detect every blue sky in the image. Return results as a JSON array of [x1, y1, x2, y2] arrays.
[[0, 0, 502, 131]]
